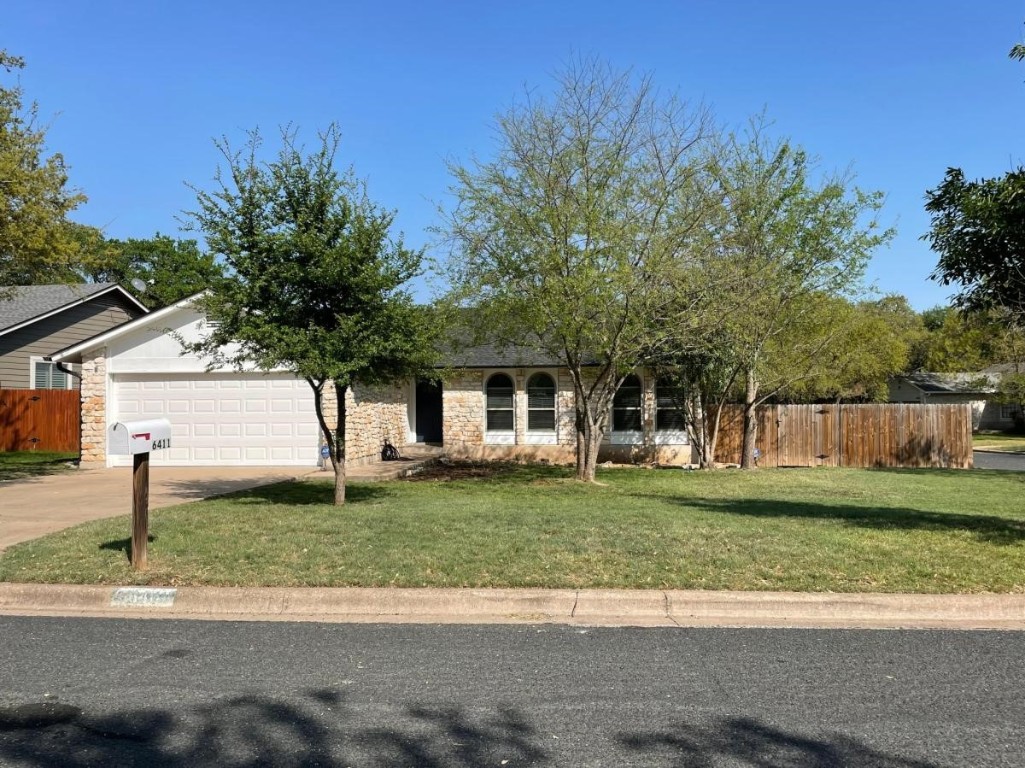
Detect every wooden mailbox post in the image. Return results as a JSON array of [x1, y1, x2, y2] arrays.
[[109, 419, 172, 570]]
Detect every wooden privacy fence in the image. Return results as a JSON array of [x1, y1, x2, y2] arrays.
[[0, 389, 80, 452], [714, 403, 973, 469]]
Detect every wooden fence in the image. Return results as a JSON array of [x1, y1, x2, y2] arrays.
[[714, 403, 973, 469], [0, 389, 81, 453]]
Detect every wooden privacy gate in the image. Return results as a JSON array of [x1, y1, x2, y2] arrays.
[[715, 403, 973, 469], [0, 389, 80, 452]]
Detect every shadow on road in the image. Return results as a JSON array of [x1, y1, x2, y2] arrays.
[[0, 691, 940, 767], [619, 716, 938, 767]]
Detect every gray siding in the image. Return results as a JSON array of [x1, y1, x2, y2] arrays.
[[0, 294, 143, 389], [887, 380, 924, 403]]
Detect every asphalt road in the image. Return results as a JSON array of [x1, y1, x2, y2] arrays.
[[974, 450, 1025, 471], [2, 618, 1023, 767]]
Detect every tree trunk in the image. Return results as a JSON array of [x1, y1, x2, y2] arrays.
[[575, 406, 587, 480], [333, 382, 348, 505], [740, 369, 759, 470], [579, 415, 603, 482]]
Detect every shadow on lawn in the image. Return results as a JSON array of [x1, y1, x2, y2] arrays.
[[650, 494, 1025, 545], [236, 481, 393, 506], [0, 690, 938, 767], [99, 535, 155, 560]]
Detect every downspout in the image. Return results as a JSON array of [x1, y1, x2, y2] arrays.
[[51, 360, 82, 386], [48, 357, 84, 463]]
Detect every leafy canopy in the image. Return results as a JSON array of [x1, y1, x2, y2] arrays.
[[925, 167, 1025, 319], [185, 124, 436, 390], [77, 231, 222, 309], [0, 50, 86, 286]]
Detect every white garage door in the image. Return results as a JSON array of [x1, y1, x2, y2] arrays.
[[111, 373, 320, 466]]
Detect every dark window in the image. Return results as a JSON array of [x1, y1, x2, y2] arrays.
[[656, 379, 686, 431], [613, 374, 642, 431], [527, 373, 556, 431], [486, 373, 515, 431]]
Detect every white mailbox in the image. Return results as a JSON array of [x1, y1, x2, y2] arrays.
[[109, 419, 173, 455]]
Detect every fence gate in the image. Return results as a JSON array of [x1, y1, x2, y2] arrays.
[[776, 405, 840, 467], [0, 389, 81, 452]]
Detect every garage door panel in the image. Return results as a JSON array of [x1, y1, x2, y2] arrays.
[[112, 373, 318, 467]]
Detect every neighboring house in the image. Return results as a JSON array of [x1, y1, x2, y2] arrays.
[[0, 284, 148, 390], [50, 295, 695, 468], [888, 371, 1020, 431]]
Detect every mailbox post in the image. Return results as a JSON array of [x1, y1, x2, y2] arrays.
[[109, 419, 172, 570]]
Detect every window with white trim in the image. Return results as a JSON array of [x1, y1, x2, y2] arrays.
[[612, 374, 643, 432], [31, 359, 71, 389], [655, 379, 686, 431], [526, 373, 556, 431], [485, 373, 515, 433]]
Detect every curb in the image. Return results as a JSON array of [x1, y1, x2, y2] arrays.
[[2, 584, 1025, 629]]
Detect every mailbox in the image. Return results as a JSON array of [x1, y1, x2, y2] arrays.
[[109, 419, 172, 455]]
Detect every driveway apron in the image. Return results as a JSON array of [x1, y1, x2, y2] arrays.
[[0, 467, 316, 553]]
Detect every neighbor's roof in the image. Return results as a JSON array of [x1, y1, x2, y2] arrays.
[[901, 372, 999, 395], [0, 283, 148, 337]]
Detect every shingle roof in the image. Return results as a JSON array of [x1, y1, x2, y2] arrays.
[[0, 284, 125, 332], [903, 372, 998, 395]]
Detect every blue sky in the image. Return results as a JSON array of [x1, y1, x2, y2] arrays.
[[6, 1, 1024, 309]]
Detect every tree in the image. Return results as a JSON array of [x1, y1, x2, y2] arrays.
[[780, 296, 913, 403], [185, 126, 437, 504], [443, 58, 712, 482], [0, 50, 86, 287], [702, 125, 891, 467], [924, 167, 1025, 320], [79, 232, 223, 309]]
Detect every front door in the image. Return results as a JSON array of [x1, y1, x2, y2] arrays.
[[415, 380, 443, 443]]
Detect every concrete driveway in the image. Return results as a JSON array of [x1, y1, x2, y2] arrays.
[[0, 466, 317, 553]]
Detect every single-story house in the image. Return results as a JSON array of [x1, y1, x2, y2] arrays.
[[888, 370, 1021, 431], [49, 296, 695, 468], [0, 284, 147, 390]]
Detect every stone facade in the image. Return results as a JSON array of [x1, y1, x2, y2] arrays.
[[74, 340, 690, 468], [318, 381, 412, 465], [79, 347, 107, 468], [442, 367, 694, 465]]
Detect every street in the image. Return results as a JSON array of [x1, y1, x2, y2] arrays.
[[1, 617, 1022, 766], [974, 451, 1025, 472]]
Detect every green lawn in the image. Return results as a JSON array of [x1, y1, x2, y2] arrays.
[[0, 451, 78, 482], [1, 463, 1024, 593], [973, 433, 1025, 454]]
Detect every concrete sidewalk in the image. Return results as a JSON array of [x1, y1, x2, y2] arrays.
[[2, 584, 1024, 630]]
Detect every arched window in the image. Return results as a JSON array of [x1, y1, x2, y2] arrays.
[[526, 373, 556, 431], [612, 374, 642, 432], [656, 378, 686, 431], [485, 373, 515, 431]]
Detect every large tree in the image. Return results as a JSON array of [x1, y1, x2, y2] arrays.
[[186, 126, 436, 504], [79, 231, 222, 309], [0, 51, 86, 288], [925, 167, 1025, 320], [701, 126, 891, 467], [443, 58, 713, 481]]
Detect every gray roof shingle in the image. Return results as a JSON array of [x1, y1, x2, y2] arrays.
[[0, 284, 123, 332]]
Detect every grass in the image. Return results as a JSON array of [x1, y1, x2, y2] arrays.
[[973, 432, 1025, 454], [0, 451, 78, 482], [1, 464, 1024, 593]]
